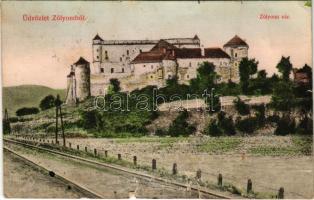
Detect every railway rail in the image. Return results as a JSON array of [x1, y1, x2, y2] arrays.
[[4, 138, 235, 199], [4, 146, 103, 198]]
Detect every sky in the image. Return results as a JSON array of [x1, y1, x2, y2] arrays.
[[2, 1, 312, 89]]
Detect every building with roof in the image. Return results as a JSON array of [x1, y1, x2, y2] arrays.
[[66, 34, 249, 103]]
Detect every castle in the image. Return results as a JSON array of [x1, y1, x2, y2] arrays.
[[66, 34, 249, 104]]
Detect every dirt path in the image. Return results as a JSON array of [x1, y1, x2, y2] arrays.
[[3, 150, 86, 198], [63, 137, 313, 199], [5, 143, 219, 199]]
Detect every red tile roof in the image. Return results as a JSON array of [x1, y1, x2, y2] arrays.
[[175, 48, 202, 58], [131, 52, 166, 64], [223, 35, 248, 48], [205, 48, 230, 58]]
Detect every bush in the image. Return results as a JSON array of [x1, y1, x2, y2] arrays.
[[205, 119, 222, 137], [39, 95, 56, 110], [168, 109, 196, 137], [234, 97, 250, 115], [9, 117, 18, 123], [155, 128, 167, 136], [79, 109, 104, 131], [274, 115, 296, 136], [296, 116, 312, 135], [16, 107, 40, 116], [252, 104, 266, 127], [217, 111, 236, 135], [236, 117, 258, 134]]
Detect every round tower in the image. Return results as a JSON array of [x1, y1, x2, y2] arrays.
[[92, 34, 104, 74], [74, 57, 91, 101]]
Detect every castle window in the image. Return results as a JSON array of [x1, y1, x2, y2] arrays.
[[111, 68, 114, 73], [105, 51, 108, 60], [139, 49, 142, 53], [96, 56, 99, 59], [127, 50, 129, 55], [122, 68, 124, 73], [143, 65, 146, 68], [151, 75, 153, 79], [235, 53, 237, 58], [100, 68, 104, 73], [189, 62, 192, 67], [96, 49, 99, 52], [120, 57, 122, 62], [151, 65, 153, 69], [187, 75, 190, 79]]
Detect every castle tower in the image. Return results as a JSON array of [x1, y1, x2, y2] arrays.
[[223, 35, 249, 82], [65, 69, 77, 105], [74, 57, 91, 101], [92, 34, 104, 74]]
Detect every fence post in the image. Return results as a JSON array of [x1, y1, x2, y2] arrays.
[[77, 145, 79, 150], [247, 179, 252, 193], [278, 187, 284, 199], [218, 173, 223, 187], [94, 149, 97, 156], [133, 156, 137, 165], [196, 169, 201, 180], [118, 154, 121, 160], [105, 150, 108, 157], [85, 146, 87, 152], [152, 159, 156, 170], [172, 163, 178, 175]]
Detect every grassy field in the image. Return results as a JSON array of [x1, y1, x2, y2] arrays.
[[3, 85, 66, 116]]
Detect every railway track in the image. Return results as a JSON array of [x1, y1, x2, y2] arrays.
[[4, 146, 103, 198], [4, 138, 234, 199]]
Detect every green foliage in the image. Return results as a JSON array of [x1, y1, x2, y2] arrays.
[[197, 137, 242, 153], [205, 119, 222, 136], [3, 85, 65, 116], [155, 128, 168, 136], [16, 107, 40, 116], [236, 117, 258, 134], [248, 70, 272, 95], [276, 56, 293, 81], [189, 62, 218, 94], [39, 95, 56, 110], [216, 81, 241, 96], [252, 104, 266, 127], [239, 58, 258, 94], [233, 97, 250, 115], [271, 81, 295, 111], [205, 112, 236, 136], [109, 78, 121, 93], [168, 109, 196, 137], [296, 115, 313, 135], [274, 115, 296, 136], [79, 109, 104, 131]]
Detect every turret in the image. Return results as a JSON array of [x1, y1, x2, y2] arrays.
[[92, 34, 104, 74], [223, 35, 249, 61], [223, 35, 249, 83], [74, 57, 91, 101]]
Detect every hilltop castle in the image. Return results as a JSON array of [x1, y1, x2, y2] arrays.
[[66, 34, 249, 104]]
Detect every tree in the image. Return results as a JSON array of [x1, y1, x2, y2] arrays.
[[190, 62, 218, 94], [109, 79, 121, 93], [39, 95, 56, 110], [205, 119, 222, 136], [239, 58, 258, 94], [270, 81, 295, 111], [276, 56, 293, 81]]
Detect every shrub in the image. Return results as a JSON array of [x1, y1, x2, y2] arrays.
[[155, 128, 167, 136], [234, 97, 250, 115], [296, 116, 312, 135], [168, 109, 196, 137], [236, 117, 258, 134], [79, 109, 104, 131], [39, 95, 56, 110], [252, 104, 266, 127], [274, 115, 296, 136], [16, 107, 40, 116], [205, 119, 222, 137], [9, 117, 18, 123], [267, 114, 280, 124], [217, 111, 236, 135]]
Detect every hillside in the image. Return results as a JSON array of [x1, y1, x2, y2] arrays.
[[3, 85, 66, 116]]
